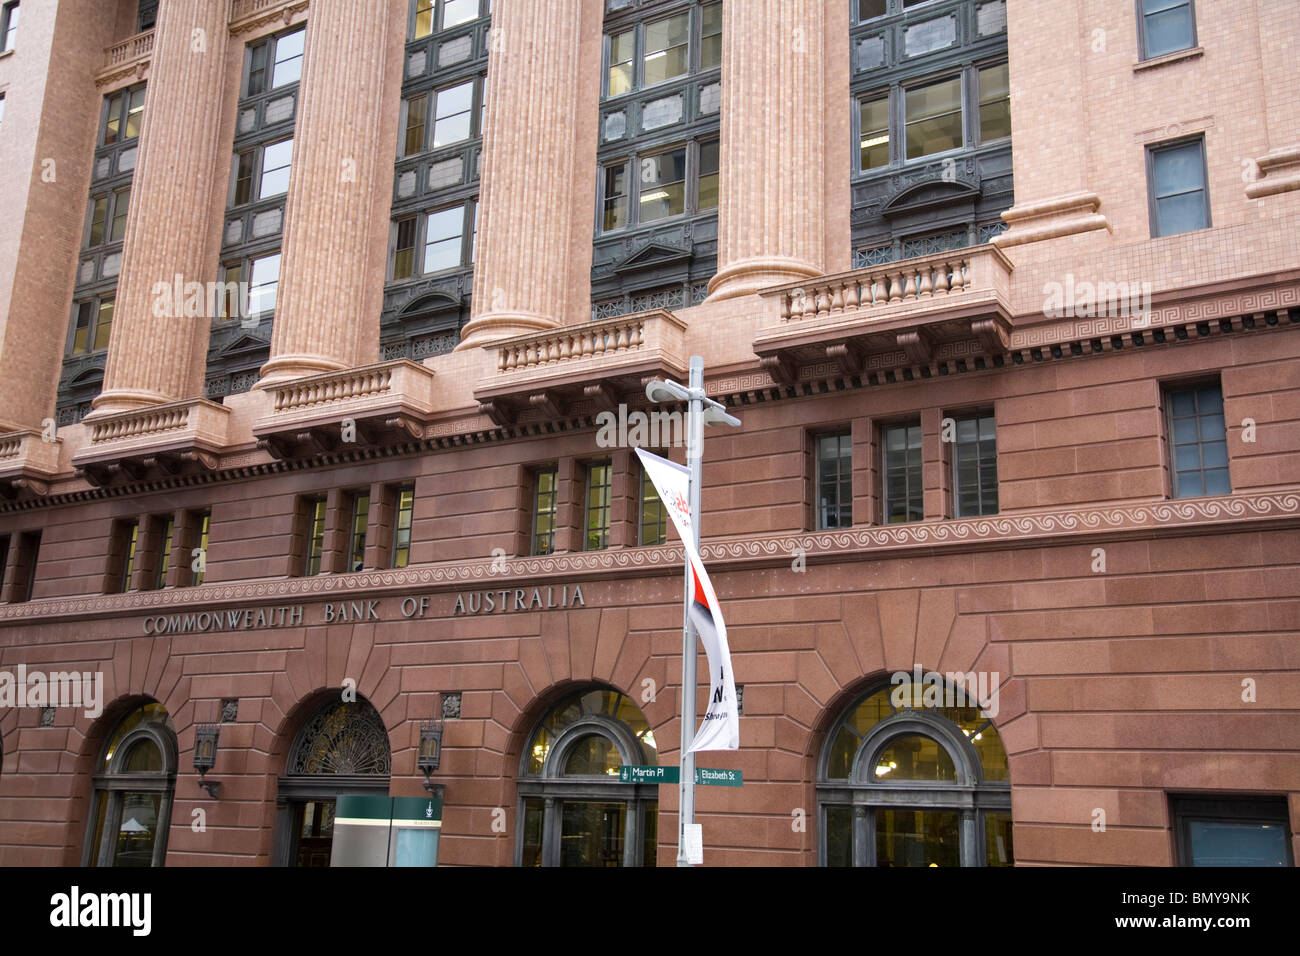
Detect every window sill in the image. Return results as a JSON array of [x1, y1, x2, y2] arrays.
[[1134, 46, 1204, 72], [0, 48, 13, 60]]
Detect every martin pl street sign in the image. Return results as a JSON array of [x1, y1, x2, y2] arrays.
[[619, 765, 680, 784]]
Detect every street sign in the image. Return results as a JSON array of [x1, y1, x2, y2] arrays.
[[695, 767, 743, 787], [619, 765, 680, 784]]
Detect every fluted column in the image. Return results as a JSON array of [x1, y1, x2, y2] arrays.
[[707, 0, 825, 302], [455, 0, 583, 351], [91, 0, 232, 416], [258, 0, 398, 385]]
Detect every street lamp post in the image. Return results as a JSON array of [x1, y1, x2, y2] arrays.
[[645, 355, 741, 866]]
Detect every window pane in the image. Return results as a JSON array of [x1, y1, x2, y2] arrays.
[[305, 497, 326, 575], [113, 792, 162, 867], [272, 29, 305, 88], [247, 43, 268, 96], [194, 511, 210, 586], [349, 493, 369, 571], [859, 0, 887, 19], [125, 89, 145, 139], [643, 14, 689, 86], [817, 432, 853, 529], [559, 802, 625, 867], [602, 163, 628, 230], [639, 465, 666, 545], [259, 138, 293, 198], [433, 81, 473, 147], [521, 798, 544, 867], [1153, 141, 1204, 195], [985, 812, 1014, 866], [873, 734, 956, 781], [443, 0, 477, 28], [1156, 192, 1207, 236], [826, 807, 853, 866], [413, 0, 434, 39], [876, 809, 960, 867], [953, 413, 997, 516], [883, 422, 923, 523], [1187, 820, 1289, 867], [700, 2, 722, 70], [585, 462, 611, 551], [110, 187, 131, 241], [423, 206, 464, 272], [403, 94, 427, 156], [249, 253, 281, 314], [1142, 1, 1194, 58], [234, 150, 255, 205], [533, 468, 557, 555], [392, 486, 414, 568], [156, 518, 173, 589], [1169, 384, 1230, 498], [978, 63, 1010, 142], [860, 95, 890, 170], [562, 734, 621, 776], [697, 141, 719, 210], [72, 302, 92, 355], [638, 148, 686, 223], [93, 299, 115, 351], [88, 197, 108, 246], [393, 217, 417, 280], [608, 29, 634, 96], [905, 76, 963, 159], [104, 94, 123, 144]]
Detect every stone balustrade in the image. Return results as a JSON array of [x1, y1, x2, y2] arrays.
[[0, 429, 62, 495], [496, 314, 649, 373], [105, 30, 154, 67], [767, 244, 1013, 323], [71, 399, 232, 485]]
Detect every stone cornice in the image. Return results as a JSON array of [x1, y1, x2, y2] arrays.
[[229, 0, 309, 37], [1, 490, 1295, 627]]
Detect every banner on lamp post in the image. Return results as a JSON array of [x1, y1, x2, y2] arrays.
[[635, 447, 739, 753]]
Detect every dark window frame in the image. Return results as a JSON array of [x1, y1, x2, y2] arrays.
[[1146, 134, 1211, 238], [601, 2, 720, 101], [531, 465, 559, 557], [399, 77, 482, 159], [583, 460, 613, 552], [0, 2, 18, 54], [66, 293, 116, 357], [390, 484, 416, 569], [880, 418, 924, 524], [99, 84, 147, 148], [388, 201, 475, 280], [346, 490, 370, 572], [814, 429, 854, 530], [302, 495, 328, 577], [1170, 794, 1292, 867], [230, 136, 294, 206], [638, 455, 668, 547], [597, 137, 718, 235], [243, 25, 306, 98], [1136, 0, 1197, 61], [83, 185, 132, 249], [1162, 378, 1230, 499], [949, 408, 998, 518]]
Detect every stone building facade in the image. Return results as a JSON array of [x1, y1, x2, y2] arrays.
[[0, 0, 1296, 867]]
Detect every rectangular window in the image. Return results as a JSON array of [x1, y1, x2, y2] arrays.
[[192, 509, 211, 586], [433, 80, 474, 148], [697, 140, 719, 210], [859, 94, 890, 170], [102, 86, 145, 146], [347, 492, 370, 572], [234, 149, 255, 205], [905, 75, 963, 160], [1165, 382, 1229, 498], [952, 411, 998, 517], [643, 13, 689, 87], [532, 467, 558, 556], [700, 2, 722, 70], [14, 531, 39, 602], [1149, 137, 1210, 237], [584, 461, 612, 551], [639, 459, 667, 546], [247, 41, 269, 96], [217, 263, 244, 320], [391, 485, 415, 568], [443, 0, 478, 28], [393, 216, 417, 280], [248, 252, 281, 315], [1, 3, 18, 53], [882, 421, 923, 523], [638, 147, 687, 223], [124, 87, 145, 139], [423, 205, 465, 273], [608, 29, 635, 97], [413, 0, 435, 38], [858, 0, 887, 19], [602, 163, 628, 231], [76, 297, 113, 354], [87, 197, 109, 247], [1139, 0, 1195, 59], [271, 27, 305, 89], [303, 496, 327, 576], [259, 138, 293, 199], [137, 0, 157, 32], [120, 520, 140, 592], [977, 62, 1010, 143], [816, 432, 853, 529], [403, 93, 428, 157], [110, 186, 131, 242], [155, 517, 174, 589], [1171, 795, 1291, 867]]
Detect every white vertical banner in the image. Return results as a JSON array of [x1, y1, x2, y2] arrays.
[[635, 448, 739, 752]]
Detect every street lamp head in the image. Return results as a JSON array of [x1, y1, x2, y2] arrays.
[[646, 378, 691, 404]]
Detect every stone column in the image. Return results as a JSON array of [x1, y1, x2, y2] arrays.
[[707, 0, 825, 301], [258, 0, 399, 385], [455, 0, 584, 350], [90, 0, 232, 416]]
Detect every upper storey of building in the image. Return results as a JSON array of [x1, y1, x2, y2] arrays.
[[0, 0, 1294, 505]]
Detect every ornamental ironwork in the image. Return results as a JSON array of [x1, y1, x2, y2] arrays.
[[287, 700, 391, 776]]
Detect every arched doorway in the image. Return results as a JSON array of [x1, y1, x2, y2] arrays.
[[274, 697, 391, 867], [818, 677, 1012, 866], [82, 701, 178, 867], [517, 686, 659, 867]]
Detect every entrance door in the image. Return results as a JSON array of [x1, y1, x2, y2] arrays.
[[292, 799, 336, 867]]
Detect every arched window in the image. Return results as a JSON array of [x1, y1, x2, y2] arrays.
[[818, 678, 1011, 866], [276, 697, 391, 867], [83, 702, 177, 867], [518, 687, 659, 867]]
